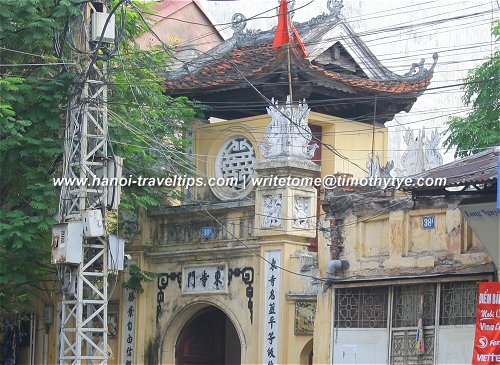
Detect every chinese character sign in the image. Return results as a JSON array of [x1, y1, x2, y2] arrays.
[[122, 266, 137, 365], [263, 251, 281, 365], [182, 265, 226, 293], [472, 282, 500, 364]]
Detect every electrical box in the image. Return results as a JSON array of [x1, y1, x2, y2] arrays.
[[93, 156, 123, 210], [108, 235, 125, 271], [51, 222, 83, 264], [108, 156, 123, 210], [91, 12, 115, 43], [82, 210, 105, 238]]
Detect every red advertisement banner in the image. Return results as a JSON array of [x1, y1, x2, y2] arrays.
[[473, 282, 500, 364]]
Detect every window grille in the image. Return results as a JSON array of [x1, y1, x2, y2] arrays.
[[392, 284, 436, 328], [440, 281, 478, 325], [390, 328, 434, 364], [335, 287, 388, 328]]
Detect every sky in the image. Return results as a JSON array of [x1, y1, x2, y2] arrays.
[[197, 0, 498, 170]]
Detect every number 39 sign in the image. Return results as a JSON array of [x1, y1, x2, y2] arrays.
[[472, 282, 500, 364]]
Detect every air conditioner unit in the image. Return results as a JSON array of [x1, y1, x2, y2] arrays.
[[51, 222, 83, 264], [91, 12, 115, 44]]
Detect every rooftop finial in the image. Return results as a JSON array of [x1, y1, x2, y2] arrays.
[[259, 96, 318, 160]]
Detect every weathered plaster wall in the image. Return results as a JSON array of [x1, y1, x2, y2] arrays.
[[324, 198, 491, 276]]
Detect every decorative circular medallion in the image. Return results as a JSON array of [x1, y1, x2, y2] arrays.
[[212, 136, 256, 200]]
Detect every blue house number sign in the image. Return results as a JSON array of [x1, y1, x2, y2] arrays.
[[422, 215, 435, 229], [201, 226, 213, 239]]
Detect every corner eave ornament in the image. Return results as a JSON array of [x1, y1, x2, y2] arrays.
[[259, 96, 318, 160]]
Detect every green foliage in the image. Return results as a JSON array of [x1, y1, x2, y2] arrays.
[[108, 46, 198, 213], [124, 264, 158, 294], [0, 0, 76, 314], [444, 21, 500, 158], [0, 0, 198, 313]]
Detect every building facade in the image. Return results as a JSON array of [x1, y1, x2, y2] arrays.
[[5, 2, 498, 365], [318, 188, 495, 364], [118, 2, 448, 364]]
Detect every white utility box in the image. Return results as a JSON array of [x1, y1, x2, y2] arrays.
[[108, 235, 125, 271], [51, 222, 83, 264], [108, 156, 123, 210], [82, 210, 105, 238], [91, 12, 115, 44]]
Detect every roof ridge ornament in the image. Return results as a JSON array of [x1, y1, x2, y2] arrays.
[[231, 13, 247, 35], [327, 0, 344, 19], [230, 12, 266, 45], [259, 96, 318, 160], [408, 53, 438, 77], [305, 0, 343, 28], [394, 53, 439, 81]]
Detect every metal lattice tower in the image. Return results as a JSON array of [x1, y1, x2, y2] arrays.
[[57, 3, 110, 364]]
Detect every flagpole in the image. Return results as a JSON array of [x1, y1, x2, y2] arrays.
[[286, 4, 293, 105]]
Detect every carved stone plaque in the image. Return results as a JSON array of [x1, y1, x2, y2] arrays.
[[293, 196, 310, 228], [262, 194, 282, 228], [294, 301, 316, 335]]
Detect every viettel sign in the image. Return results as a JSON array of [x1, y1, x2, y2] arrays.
[[473, 282, 500, 364]]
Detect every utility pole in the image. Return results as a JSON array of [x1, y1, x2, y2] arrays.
[[53, 2, 117, 364]]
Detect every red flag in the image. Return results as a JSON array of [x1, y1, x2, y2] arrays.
[[273, 0, 307, 57]]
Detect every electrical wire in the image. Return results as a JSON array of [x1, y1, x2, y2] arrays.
[[52, 1, 498, 282]]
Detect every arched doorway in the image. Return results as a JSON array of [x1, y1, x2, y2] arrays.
[[175, 306, 241, 365], [300, 339, 313, 365]]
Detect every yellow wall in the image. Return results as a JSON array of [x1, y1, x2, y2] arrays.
[[192, 111, 388, 201], [330, 206, 489, 272]]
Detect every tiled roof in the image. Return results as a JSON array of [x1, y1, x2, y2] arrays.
[[409, 147, 498, 189], [162, 42, 434, 95], [163, 43, 277, 91]]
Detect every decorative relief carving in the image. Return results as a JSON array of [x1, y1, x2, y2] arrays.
[[156, 267, 255, 325], [259, 96, 318, 160], [156, 272, 181, 324], [228, 267, 254, 323], [161, 217, 254, 244], [293, 196, 310, 228], [262, 194, 282, 228], [295, 301, 316, 335]]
